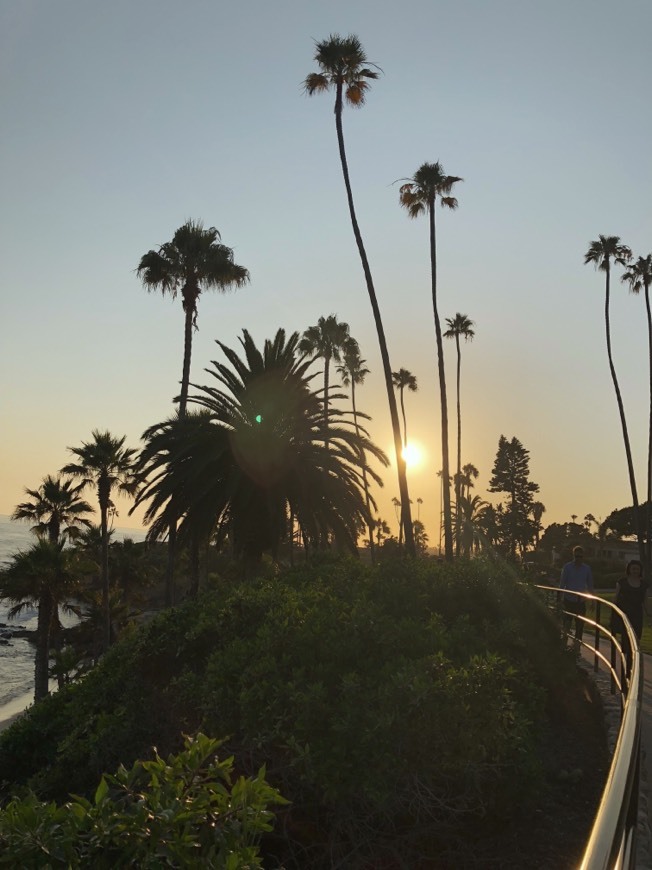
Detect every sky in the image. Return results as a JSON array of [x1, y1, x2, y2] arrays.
[[1, 0, 651, 547]]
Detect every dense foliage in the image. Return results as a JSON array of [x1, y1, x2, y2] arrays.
[[0, 558, 592, 867], [0, 733, 282, 868]]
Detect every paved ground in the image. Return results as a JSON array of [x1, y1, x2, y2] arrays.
[[579, 644, 652, 868]]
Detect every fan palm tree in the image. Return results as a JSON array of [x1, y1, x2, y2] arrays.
[[444, 314, 475, 555], [337, 339, 375, 556], [455, 494, 491, 557], [62, 430, 137, 652], [531, 501, 546, 550], [0, 540, 85, 701], [299, 315, 352, 445], [134, 329, 387, 572], [460, 463, 479, 500], [399, 162, 462, 560], [138, 221, 250, 594], [622, 253, 652, 568], [584, 236, 643, 561], [391, 368, 418, 450], [137, 219, 250, 418], [12, 475, 93, 543], [304, 34, 414, 556]]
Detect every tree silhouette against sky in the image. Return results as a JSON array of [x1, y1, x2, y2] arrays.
[[304, 33, 415, 556], [399, 161, 462, 561]]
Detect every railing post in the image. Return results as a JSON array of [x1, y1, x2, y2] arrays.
[[594, 600, 601, 672]]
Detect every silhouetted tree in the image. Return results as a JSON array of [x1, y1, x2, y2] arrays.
[[62, 431, 137, 651], [399, 161, 462, 560], [584, 236, 643, 562], [304, 34, 414, 556], [622, 253, 652, 569], [488, 436, 539, 558], [12, 475, 93, 544]]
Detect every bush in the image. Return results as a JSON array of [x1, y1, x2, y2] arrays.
[[0, 557, 586, 867], [0, 733, 283, 868]]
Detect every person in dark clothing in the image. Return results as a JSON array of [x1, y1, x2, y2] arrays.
[[560, 546, 594, 643], [612, 559, 647, 670]]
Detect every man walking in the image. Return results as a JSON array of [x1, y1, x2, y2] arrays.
[[560, 546, 594, 644]]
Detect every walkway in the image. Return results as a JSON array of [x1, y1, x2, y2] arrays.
[[579, 646, 652, 868]]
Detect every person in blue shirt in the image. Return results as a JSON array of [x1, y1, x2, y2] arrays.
[[559, 546, 594, 643]]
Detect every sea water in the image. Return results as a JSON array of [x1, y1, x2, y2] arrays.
[[0, 515, 146, 720]]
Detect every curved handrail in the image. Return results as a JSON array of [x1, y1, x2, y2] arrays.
[[535, 585, 643, 870]]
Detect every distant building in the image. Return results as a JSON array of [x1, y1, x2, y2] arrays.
[[583, 539, 640, 563]]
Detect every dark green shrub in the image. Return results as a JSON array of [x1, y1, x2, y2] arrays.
[[0, 733, 283, 868], [0, 557, 586, 867]]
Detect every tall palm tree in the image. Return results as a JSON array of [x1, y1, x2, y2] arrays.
[[137, 221, 250, 596], [391, 368, 418, 450], [62, 430, 137, 652], [304, 34, 415, 556], [0, 540, 84, 701], [584, 236, 644, 562], [622, 253, 652, 569], [299, 315, 352, 445], [444, 314, 475, 555], [12, 475, 93, 543], [399, 162, 462, 560], [531, 501, 546, 550], [137, 219, 250, 418], [134, 329, 387, 572], [337, 339, 375, 556]]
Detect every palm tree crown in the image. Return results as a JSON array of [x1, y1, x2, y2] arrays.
[[398, 162, 462, 218], [304, 34, 380, 108], [12, 475, 93, 543], [137, 219, 250, 417], [392, 368, 418, 450], [299, 315, 353, 441], [135, 329, 387, 567], [621, 254, 652, 296], [584, 235, 632, 272], [444, 313, 475, 344]]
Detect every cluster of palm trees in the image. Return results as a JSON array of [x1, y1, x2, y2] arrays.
[[584, 236, 652, 569], [304, 35, 479, 560]]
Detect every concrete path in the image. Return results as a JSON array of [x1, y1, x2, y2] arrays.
[[579, 645, 652, 868]]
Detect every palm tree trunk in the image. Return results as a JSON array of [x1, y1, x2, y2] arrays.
[[164, 298, 196, 608], [428, 201, 453, 560], [399, 387, 408, 448], [324, 353, 331, 449], [99, 486, 111, 652], [604, 265, 645, 564], [455, 336, 462, 557], [352, 381, 375, 561], [35, 591, 53, 702], [333, 85, 415, 557], [645, 280, 652, 572]]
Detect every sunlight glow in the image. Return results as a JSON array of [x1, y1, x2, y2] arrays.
[[402, 442, 423, 469]]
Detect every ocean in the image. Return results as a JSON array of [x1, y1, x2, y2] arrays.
[[0, 515, 146, 721]]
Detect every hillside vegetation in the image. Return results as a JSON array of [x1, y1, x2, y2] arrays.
[[0, 557, 607, 868]]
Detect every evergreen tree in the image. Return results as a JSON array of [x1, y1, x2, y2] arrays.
[[488, 436, 539, 558]]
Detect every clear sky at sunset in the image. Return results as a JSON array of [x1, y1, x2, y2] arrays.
[[1, 0, 651, 546]]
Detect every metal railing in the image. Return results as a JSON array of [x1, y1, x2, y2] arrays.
[[536, 586, 644, 870]]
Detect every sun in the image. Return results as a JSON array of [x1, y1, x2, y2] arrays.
[[401, 442, 423, 469]]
